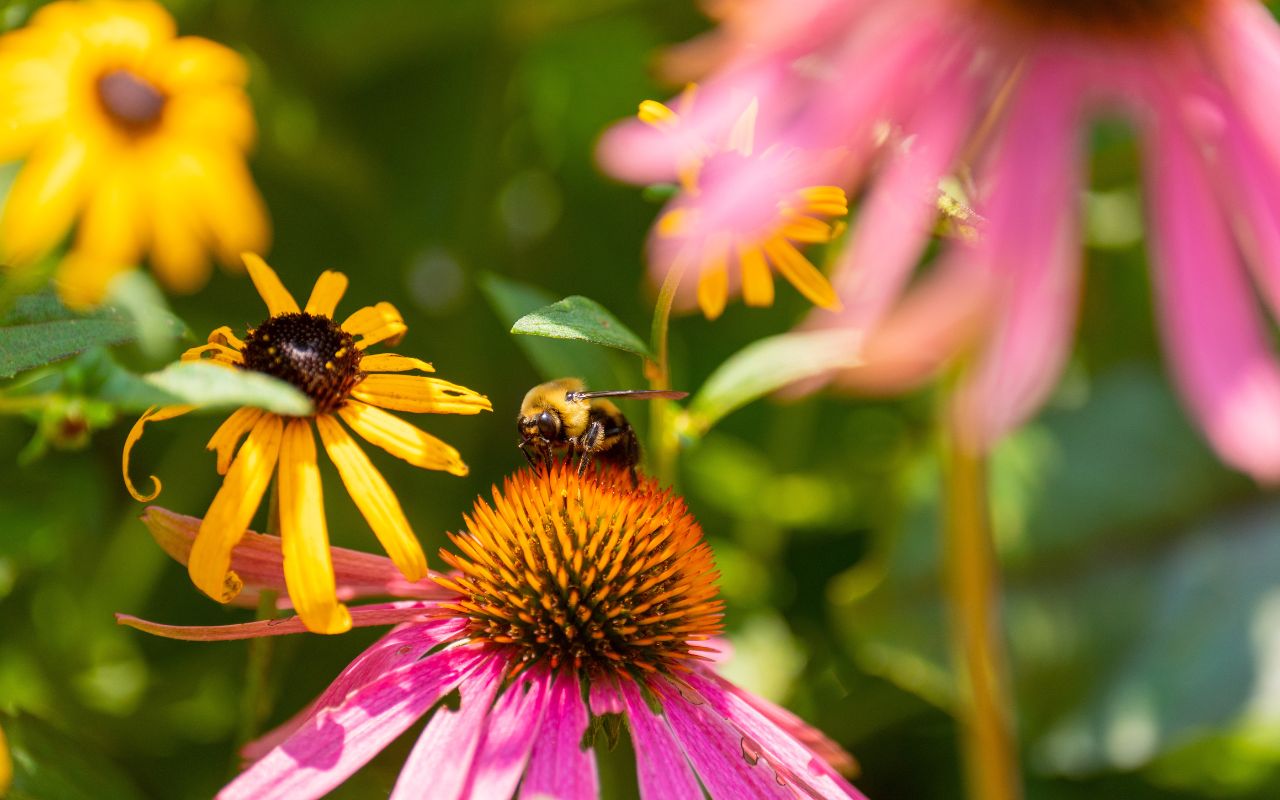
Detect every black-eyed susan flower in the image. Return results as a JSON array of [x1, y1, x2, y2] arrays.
[[120, 463, 864, 800], [122, 254, 491, 634], [0, 0, 268, 306], [606, 88, 847, 320]]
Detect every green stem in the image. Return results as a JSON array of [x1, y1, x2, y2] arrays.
[[942, 408, 1022, 800], [647, 262, 685, 485], [232, 484, 281, 760]]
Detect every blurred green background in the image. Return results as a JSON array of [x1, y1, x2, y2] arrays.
[[3, 1, 1280, 798]]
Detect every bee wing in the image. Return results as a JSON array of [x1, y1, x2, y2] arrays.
[[572, 389, 689, 401]]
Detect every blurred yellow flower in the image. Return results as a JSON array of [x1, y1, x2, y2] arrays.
[[0, 720, 10, 797], [0, 0, 268, 306], [122, 254, 492, 634]]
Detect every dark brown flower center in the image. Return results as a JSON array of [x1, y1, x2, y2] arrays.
[[980, 0, 1207, 35], [96, 69, 166, 132], [240, 313, 363, 415], [436, 464, 724, 679]]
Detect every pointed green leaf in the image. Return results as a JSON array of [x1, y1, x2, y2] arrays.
[[684, 329, 862, 435], [140, 362, 313, 416], [511, 295, 652, 359]]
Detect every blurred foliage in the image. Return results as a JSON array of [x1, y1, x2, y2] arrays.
[[0, 1, 1278, 799]]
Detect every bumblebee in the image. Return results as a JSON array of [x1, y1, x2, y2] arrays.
[[517, 378, 687, 476]]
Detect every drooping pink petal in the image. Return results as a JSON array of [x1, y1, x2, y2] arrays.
[[619, 680, 701, 800], [590, 678, 626, 715], [141, 507, 448, 602], [218, 648, 477, 800], [116, 601, 440, 642], [1207, 0, 1280, 172], [653, 679, 793, 799], [243, 619, 466, 762], [519, 671, 599, 800], [951, 53, 1086, 451], [389, 653, 503, 800], [464, 669, 549, 799], [1143, 89, 1280, 482], [690, 672, 865, 799]]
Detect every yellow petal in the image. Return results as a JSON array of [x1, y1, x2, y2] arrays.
[[278, 419, 352, 635], [207, 325, 245, 350], [638, 100, 678, 129], [351, 374, 492, 416], [189, 413, 283, 603], [180, 342, 242, 365], [75, 164, 146, 266], [339, 400, 468, 476], [314, 414, 427, 582], [697, 252, 729, 321], [359, 353, 434, 373], [146, 156, 211, 293], [656, 208, 691, 238], [304, 270, 349, 318], [737, 242, 775, 307], [0, 129, 92, 265], [796, 186, 849, 217], [762, 237, 842, 311], [727, 98, 759, 157], [242, 253, 298, 315], [197, 153, 270, 265], [54, 251, 134, 309], [152, 36, 249, 91], [122, 405, 196, 501], [206, 406, 264, 475], [780, 216, 842, 244], [341, 302, 406, 348], [0, 718, 10, 798]]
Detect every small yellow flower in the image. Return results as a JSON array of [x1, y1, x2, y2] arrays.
[[122, 254, 491, 634], [0, 0, 268, 306], [641, 90, 847, 320]]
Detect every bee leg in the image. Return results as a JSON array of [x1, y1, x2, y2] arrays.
[[518, 439, 539, 468], [576, 420, 605, 477]]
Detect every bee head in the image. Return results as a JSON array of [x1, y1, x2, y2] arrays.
[[519, 409, 561, 442]]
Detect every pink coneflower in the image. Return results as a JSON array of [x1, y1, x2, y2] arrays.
[[120, 464, 863, 800], [601, 0, 1280, 480]]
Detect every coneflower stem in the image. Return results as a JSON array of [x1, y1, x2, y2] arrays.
[[942, 410, 1022, 800], [648, 261, 685, 485]]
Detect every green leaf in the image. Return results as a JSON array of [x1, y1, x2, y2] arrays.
[[684, 329, 862, 435], [103, 271, 186, 359], [510, 294, 652, 359], [0, 292, 184, 378], [477, 274, 626, 390], [139, 362, 313, 416], [2, 711, 147, 800]]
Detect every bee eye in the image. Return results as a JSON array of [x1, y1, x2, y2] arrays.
[[537, 410, 559, 439]]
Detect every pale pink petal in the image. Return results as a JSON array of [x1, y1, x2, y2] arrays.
[[619, 680, 701, 800], [690, 672, 865, 798], [116, 601, 440, 641], [519, 671, 599, 800], [1144, 92, 1280, 482], [218, 648, 476, 800], [141, 507, 448, 602], [653, 680, 793, 799], [243, 619, 466, 761], [589, 679, 626, 715], [951, 54, 1086, 451], [1207, 0, 1280, 172], [465, 670, 549, 799], [389, 654, 503, 800]]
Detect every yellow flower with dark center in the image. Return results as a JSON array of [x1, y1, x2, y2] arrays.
[[122, 254, 491, 634], [0, 0, 268, 306], [434, 460, 724, 679], [640, 92, 847, 320]]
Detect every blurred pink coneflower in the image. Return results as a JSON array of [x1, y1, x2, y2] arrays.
[[602, 0, 1280, 480]]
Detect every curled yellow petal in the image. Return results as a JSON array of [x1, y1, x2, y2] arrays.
[[279, 419, 351, 635], [351, 374, 492, 416], [762, 237, 842, 311], [303, 270, 349, 318], [359, 353, 434, 374], [339, 400, 467, 476], [207, 325, 245, 350], [189, 413, 283, 603], [242, 253, 299, 316], [181, 342, 242, 365], [122, 405, 196, 501], [315, 414, 427, 582], [206, 406, 264, 475]]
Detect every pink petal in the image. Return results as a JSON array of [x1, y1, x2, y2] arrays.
[[1144, 90, 1280, 482], [1207, 0, 1280, 172], [465, 669, 550, 799], [689, 672, 865, 799], [243, 619, 466, 762], [519, 671, 599, 800], [951, 54, 1085, 451], [116, 601, 440, 641], [389, 653, 503, 800], [619, 680, 701, 800], [218, 648, 476, 800], [653, 680, 793, 799], [590, 679, 626, 715], [141, 507, 449, 602]]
